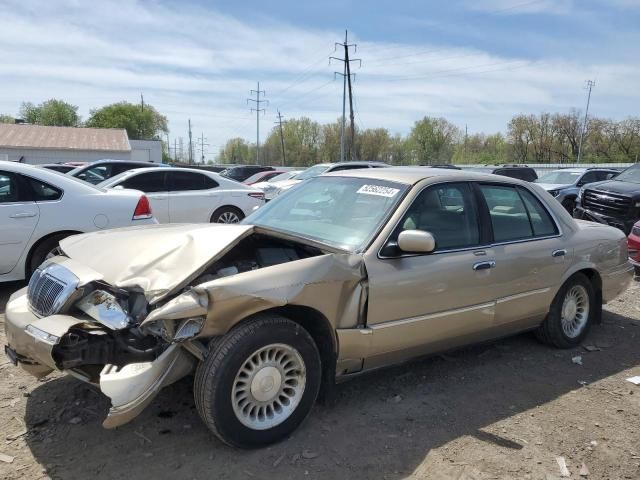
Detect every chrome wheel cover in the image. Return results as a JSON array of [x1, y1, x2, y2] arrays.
[[561, 285, 589, 338], [231, 343, 306, 430], [217, 211, 240, 223]]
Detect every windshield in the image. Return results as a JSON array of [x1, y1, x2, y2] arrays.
[[293, 164, 330, 181], [267, 171, 296, 183], [244, 176, 408, 251], [535, 171, 581, 185], [613, 165, 640, 184]]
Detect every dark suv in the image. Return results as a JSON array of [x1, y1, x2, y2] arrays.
[[221, 165, 274, 182], [574, 164, 640, 234], [468, 165, 538, 182]]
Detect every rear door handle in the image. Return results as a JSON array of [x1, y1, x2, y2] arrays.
[[9, 212, 37, 218], [552, 249, 567, 258], [473, 260, 496, 271]]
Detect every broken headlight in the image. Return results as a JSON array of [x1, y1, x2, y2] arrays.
[[75, 290, 131, 330]]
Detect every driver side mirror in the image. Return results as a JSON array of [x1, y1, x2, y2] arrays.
[[397, 230, 436, 254]]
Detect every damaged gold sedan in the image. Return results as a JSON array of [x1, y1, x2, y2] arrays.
[[4, 168, 634, 448]]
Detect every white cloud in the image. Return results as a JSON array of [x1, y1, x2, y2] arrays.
[[0, 0, 638, 160], [464, 0, 575, 16]]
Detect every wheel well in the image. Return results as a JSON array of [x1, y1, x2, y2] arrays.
[[211, 205, 244, 221], [576, 268, 603, 323], [25, 230, 81, 275], [235, 305, 337, 401]]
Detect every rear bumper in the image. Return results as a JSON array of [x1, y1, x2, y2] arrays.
[[602, 262, 635, 303]]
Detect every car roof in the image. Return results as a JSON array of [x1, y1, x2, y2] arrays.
[[323, 166, 519, 185]]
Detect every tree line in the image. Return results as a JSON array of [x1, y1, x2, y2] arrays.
[[217, 110, 640, 166], [0, 99, 168, 141]]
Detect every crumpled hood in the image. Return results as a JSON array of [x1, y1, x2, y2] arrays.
[[60, 223, 254, 303]]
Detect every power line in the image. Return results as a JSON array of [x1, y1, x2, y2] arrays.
[[247, 81, 268, 165]]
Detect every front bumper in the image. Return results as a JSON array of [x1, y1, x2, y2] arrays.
[[4, 289, 196, 428], [574, 206, 635, 234]]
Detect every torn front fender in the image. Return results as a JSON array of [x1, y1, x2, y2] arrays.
[[100, 344, 196, 429], [192, 252, 367, 337]]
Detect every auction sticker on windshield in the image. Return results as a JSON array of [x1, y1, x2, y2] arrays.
[[357, 185, 400, 197]]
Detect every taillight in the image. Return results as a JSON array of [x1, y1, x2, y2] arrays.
[[248, 192, 265, 201], [132, 195, 153, 220]]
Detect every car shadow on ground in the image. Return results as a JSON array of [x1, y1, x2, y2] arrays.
[[15, 304, 639, 480]]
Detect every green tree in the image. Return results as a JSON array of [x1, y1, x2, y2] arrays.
[[18, 99, 80, 126], [0, 114, 14, 124], [409, 117, 460, 164], [357, 128, 392, 161], [217, 138, 251, 164], [85, 101, 168, 140]]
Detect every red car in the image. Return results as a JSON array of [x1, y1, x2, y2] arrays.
[[628, 221, 640, 275]]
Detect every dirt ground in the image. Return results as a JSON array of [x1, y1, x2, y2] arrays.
[[0, 280, 639, 480]]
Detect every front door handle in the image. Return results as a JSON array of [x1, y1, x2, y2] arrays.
[[473, 260, 496, 271], [552, 249, 567, 258], [9, 212, 37, 218]]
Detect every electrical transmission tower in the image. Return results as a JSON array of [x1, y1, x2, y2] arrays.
[[198, 132, 210, 163], [577, 80, 595, 164], [275, 110, 287, 166], [330, 30, 361, 162], [188, 119, 193, 164], [247, 82, 268, 165]]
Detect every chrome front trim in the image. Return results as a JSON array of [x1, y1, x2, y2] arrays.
[[370, 301, 495, 330], [27, 261, 80, 317]]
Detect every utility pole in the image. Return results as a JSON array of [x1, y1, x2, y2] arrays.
[[247, 82, 268, 165], [330, 30, 361, 162], [577, 80, 595, 164], [464, 124, 468, 163], [198, 132, 209, 163], [140, 93, 144, 112], [173, 138, 177, 162], [275, 110, 287, 166], [188, 119, 193, 165]]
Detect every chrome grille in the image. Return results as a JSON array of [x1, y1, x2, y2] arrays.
[[582, 190, 632, 217], [27, 262, 79, 317]]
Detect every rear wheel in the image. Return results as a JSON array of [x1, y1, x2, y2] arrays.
[[194, 314, 321, 448], [28, 233, 70, 276], [211, 206, 244, 224], [535, 273, 595, 348]]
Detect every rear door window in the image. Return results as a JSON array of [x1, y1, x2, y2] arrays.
[[167, 171, 218, 191], [24, 177, 62, 201], [120, 172, 167, 192], [479, 184, 558, 242]]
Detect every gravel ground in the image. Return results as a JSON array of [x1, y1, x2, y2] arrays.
[[0, 279, 639, 480]]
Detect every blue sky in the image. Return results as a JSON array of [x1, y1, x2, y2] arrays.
[[0, 0, 638, 160]]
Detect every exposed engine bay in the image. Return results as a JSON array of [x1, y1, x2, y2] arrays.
[[49, 234, 325, 383], [190, 234, 325, 287]]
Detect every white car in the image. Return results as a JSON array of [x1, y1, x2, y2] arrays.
[[252, 170, 303, 200], [99, 167, 265, 223], [271, 162, 389, 197], [0, 161, 157, 282]]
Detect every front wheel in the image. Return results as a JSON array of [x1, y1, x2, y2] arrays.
[[561, 198, 576, 214], [194, 314, 321, 448], [535, 273, 596, 348]]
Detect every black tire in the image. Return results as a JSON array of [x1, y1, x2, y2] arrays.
[[535, 273, 596, 348], [194, 314, 321, 448], [561, 197, 576, 214], [210, 206, 244, 224], [635, 266, 640, 277], [28, 234, 69, 276]]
